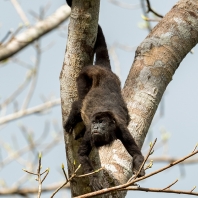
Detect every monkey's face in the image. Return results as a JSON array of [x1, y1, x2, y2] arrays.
[[90, 112, 117, 147]]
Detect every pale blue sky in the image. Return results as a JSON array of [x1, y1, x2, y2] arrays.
[[0, 0, 198, 197]]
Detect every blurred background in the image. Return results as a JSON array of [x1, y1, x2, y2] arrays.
[[0, 0, 198, 197]]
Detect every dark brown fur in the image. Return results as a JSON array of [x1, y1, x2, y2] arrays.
[[65, 0, 144, 191]]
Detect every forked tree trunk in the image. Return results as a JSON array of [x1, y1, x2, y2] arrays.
[[60, 0, 198, 197]]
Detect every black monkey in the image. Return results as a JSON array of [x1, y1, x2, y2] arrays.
[[65, 0, 145, 191]]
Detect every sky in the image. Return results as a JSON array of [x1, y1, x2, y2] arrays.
[[0, 0, 198, 198]]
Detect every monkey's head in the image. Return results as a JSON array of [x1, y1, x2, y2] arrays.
[[90, 112, 117, 147]]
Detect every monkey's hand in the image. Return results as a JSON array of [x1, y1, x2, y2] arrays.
[[89, 175, 103, 191], [64, 118, 75, 134], [132, 154, 145, 177]]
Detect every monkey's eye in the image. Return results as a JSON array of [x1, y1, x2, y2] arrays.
[[92, 121, 96, 124], [99, 120, 103, 123], [112, 119, 116, 123]]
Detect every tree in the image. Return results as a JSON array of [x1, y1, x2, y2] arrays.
[[1, 0, 198, 197], [60, 0, 198, 197]]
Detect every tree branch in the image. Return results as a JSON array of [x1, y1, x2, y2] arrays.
[[146, 0, 163, 18], [0, 98, 60, 125], [0, 183, 69, 196], [98, 0, 198, 197], [59, 0, 102, 196], [74, 147, 198, 198], [124, 186, 198, 196], [0, 5, 71, 61], [11, 0, 30, 25]]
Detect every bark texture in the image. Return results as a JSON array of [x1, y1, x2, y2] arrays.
[[60, 0, 101, 196], [124, 0, 198, 148], [100, 0, 198, 195], [60, 0, 198, 197]]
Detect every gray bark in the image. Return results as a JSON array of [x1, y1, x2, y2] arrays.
[[60, 0, 103, 197], [100, 0, 198, 195], [60, 0, 198, 197]]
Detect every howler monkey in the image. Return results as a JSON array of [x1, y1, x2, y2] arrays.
[[64, 0, 145, 191]]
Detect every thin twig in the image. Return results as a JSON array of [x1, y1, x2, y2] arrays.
[[41, 169, 49, 183], [50, 181, 68, 198], [144, 160, 153, 171], [22, 169, 38, 176], [0, 139, 27, 166], [190, 186, 196, 193], [74, 146, 198, 198], [0, 98, 60, 125], [0, 129, 62, 169], [62, 164, 68, 181], [114, 42, 136, 52], [162, 179, 178, 190], [140, 0, 152, 31], [12, 57, 33, 69], [109, 45, 121, 78], [192, 144, 198, 153], [37, 153, 42, 198], [128, 138, 157, 182], [76, 167, 104, 178], [23, 153, 49, 198], [0, 182, 69, 196], [141, 15, 161, 22], [124, 186, 198, 196], [0, 5, 71, 61], [0, 75, 32, 110], [6, 25, 24, 44], [50, 164, 81, 198], [41, 168, 50, 176], [22, 41, 41, 110], [146, 0, 163, 18], [148, 156, 198, 164], [51, 166, 103, 198], [0, 30, 12, 44], [11, 0, 30, 25]]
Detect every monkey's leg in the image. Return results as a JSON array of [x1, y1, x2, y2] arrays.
[[78, 131, 103, 191], [77, 72, 92, 101], [118, 124, 145, 177]]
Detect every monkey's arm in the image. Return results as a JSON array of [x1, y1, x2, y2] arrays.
[[64, 100, 82, 133], [117, 125, 145, 177], [78, 131, 103, 191]]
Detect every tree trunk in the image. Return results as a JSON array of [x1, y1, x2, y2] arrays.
[[59, 0, 101, 196], [60, 0, 198, 197], [100, 0, 198, 193]]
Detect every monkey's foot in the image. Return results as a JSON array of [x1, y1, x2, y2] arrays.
[[132, 154, 145, 177], [89, 175, 103, 191]]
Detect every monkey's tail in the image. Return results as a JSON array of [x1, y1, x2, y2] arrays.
[[94, 25, 111, 69]]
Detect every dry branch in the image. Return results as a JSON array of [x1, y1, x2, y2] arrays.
[[149, 156, 198, 164], [0, 98, 60, 125], [23, 153, 49, 198], [74, 148, 198, 198], [0, 183, 69, 196], [11, 0, 30, 25], [146, 0, 163, 18], [124, 186, 198, 196], [0, 5, 71, 61]]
